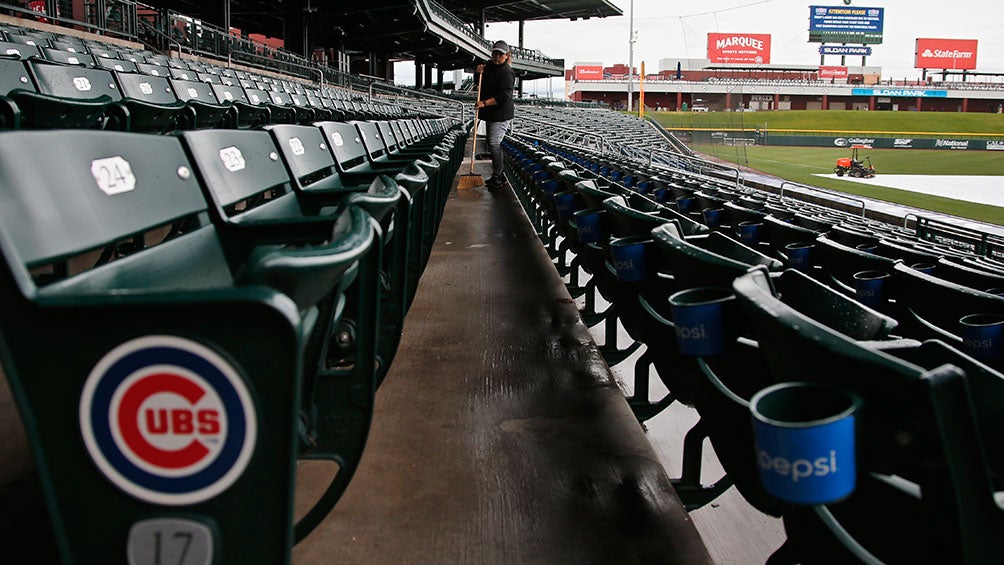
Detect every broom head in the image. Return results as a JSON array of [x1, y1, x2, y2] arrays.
[[458, 172, 485, 189]]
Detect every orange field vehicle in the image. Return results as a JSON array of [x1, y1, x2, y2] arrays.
[[834, 145, 875, 178]]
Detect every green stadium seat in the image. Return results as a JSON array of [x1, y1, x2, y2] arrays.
[[11, 59, 120, 128], [0, 129, 374, 561], [108, 71, 190, 133], [733, 267, 1004, 564]]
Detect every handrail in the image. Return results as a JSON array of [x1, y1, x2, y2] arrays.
[[647, 148, 742, 188], [779, 181, 867, 218], [518, 116, 607, 153], [368, 81, 467, 122]]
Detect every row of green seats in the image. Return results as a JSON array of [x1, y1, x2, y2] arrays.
[[0, 116, 465, 563]]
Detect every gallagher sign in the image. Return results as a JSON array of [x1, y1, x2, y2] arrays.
[[79, 336, 257, 506], [809, 6, 884, 44], [707, 33, 771, 64], [915, 38, 978, 70]]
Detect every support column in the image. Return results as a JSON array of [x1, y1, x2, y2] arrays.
[[415, 61, 423, 89], [424, 64, 433, 90], [437, 69, 444, 91], [962, 98, 968, 112], [676, 91, 682, 111], [822, 94, 828, 110], [725, 92, 731, 111], [282, 0, 307, 57], [773, 93, 780, 109], [916, 97, 923, 111], [869, 96, 875, 111], [517, 20, 525, 98], [202, 0, 231, 32]]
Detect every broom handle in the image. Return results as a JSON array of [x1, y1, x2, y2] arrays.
[[470, 71, 484, 174]]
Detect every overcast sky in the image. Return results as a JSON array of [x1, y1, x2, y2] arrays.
[[396, 1, 1003, 93]]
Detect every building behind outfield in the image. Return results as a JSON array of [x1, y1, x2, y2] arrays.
[[566, 58, 1004, 113]]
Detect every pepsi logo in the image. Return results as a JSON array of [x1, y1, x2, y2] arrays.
[[79, 336, 257, 506]]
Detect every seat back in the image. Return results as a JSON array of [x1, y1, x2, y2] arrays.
[[892, 262, 1004, 356], [0, 56, 31, 94], [170, 77, 217, 103], [0, 40, 41, 59], [94, 56, 137, 73], [212, 83, 249, 104], [772, 268, 899, 341], [41, 47, 96, 67], [265, 123, 349, 195], [318, 120, 372, 175], [353, 120, 390, 162], [816, 234, 899, 294], [27, 60, 121, 101], [180, 128, 301, 227], [136, 61, 170, 77], [0, 130, 307, 562], [114, 72, 179, 105], [733, 267, 1002, 563]]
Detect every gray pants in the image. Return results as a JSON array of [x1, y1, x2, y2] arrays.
[[485, 119, 511, 182]]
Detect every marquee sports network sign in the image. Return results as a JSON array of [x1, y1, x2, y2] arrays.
[[915, 38, 978, 70], [707, 33, 772, 64], [809, 6, 884, 44]]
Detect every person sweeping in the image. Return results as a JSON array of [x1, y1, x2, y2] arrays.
[[474, 40, 516, 192]]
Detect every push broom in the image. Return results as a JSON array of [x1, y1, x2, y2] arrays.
[[458, 71, 485, 189]]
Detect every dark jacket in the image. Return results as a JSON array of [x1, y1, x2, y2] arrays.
[[479, 60, 515, 122]]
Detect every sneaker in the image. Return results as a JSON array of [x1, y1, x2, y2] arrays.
[[486, 176, 506, 191]]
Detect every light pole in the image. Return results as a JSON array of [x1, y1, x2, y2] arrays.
[[627, 0, 635, 111]]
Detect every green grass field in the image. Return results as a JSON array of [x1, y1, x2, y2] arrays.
[[691, 144, 1004, 225], [651, 110, 1004, 136]]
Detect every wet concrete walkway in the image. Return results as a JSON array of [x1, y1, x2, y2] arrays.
[[293, 157, 711, 564]]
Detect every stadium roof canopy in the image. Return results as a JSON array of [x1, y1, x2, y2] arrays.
[[146, 0, 621, 78], [441, 0, 623, 22]]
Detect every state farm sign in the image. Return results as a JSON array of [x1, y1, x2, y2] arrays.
[[915, 38, 978, 70], [573, 65, 603, 80], [707, 33, 771, 64]]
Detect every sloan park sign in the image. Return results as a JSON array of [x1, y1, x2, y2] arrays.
[[851, 88, 948, 98]]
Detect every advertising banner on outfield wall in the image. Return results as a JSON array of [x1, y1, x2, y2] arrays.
[[758, 135, 1001, 150], [707, 33, 771, 64], [573, 65, 603, 80], [915, 38, 978, 69]]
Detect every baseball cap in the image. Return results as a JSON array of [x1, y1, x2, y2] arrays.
[[491, 40, 509, 54]]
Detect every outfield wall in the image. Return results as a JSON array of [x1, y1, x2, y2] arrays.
[[680, 130, 1004, 150]]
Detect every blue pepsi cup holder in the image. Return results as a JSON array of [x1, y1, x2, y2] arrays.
[[668, 287, 736, 356], [610, 236, 651, 283], [853, 270, 888, 308], [676, 196, 695, 214], [751, 382, 862, 505], [540, 180, 561, 201], [910, 262, 936, 275], [554, 190, 577, 221], [739, 221, 762, 246], [984, 287, 1004, 298], [959, 313, 1003, 361], [573, 208, 607, 244], [855, 243, 877, 253], [702, 207, 724, 229], [785, 242, 815, 272]]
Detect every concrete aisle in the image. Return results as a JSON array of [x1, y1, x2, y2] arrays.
[[293, 159, 710, 564]]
